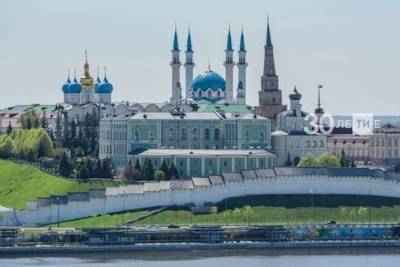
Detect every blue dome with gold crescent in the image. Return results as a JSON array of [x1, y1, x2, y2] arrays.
[[191, 70, 225, 92]]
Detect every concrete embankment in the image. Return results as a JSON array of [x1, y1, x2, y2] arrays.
[[2, 240, 400, 256]]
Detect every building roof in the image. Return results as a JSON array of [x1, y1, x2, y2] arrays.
[[137, 149, 274, 157], [209, 176, 224, 185], [129, 112, 221, 120], [197, 103, 252, 113], [192, 177, 211, 187]]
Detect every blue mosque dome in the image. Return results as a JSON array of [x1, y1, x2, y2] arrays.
[[191, 70, 226, 103], [96, 77, 113, 94], [191, 70, 225, 92], [66, 78, 82, 94]]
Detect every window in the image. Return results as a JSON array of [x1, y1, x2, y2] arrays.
[[259, 131, 265, 142], [312, 140, 317, 148], [193, 128, 198, 140], [214, 128, 220, 140], [245, 131, 250, 142], [217, 90, 221, 97], [205, 128, 210, 140], [207, 90, 212, 97], [149, 132, 154, 141], [320, 140, 324, 147], [181, 128, 187, 140], [134, 131, 139, 141], [306, 140, 311, 148], [168, 128, 175, 140], [223, 160, 228, 167]]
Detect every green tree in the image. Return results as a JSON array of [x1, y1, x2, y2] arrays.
[[6, 122, 12, 135], [38, 130, 54, 158], [160, 160, 170, 179], [77, 162, 89, 180], [318, 153, 341, 167], [58, 152, 73, 178], [134, 159, 141, 172], [340, 149, 348, 167], [169, 162, 179, 179], [298, 153, 319, 167], [154, 169, 166, 180], [21, 110, 40, 130], [101, 158, 113, 179], [141, 158, 154, 180], [241, 205, 254, 224], [123, 160, 135, 181], [0, 136, 15, 158]]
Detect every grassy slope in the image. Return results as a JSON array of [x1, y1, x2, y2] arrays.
[[50, 211, 148, 228], [0, 160, 116, 209], [54, 205, 400, 228]]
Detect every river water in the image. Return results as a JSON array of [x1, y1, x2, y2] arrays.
[[1, 250, 400, 267]]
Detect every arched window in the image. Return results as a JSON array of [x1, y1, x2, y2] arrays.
[[313, 140, 317, 148], [205, 128, 210, 140], [320, 140, 324, 147], [134, 131, 139, 141], [306, 140, 311, 148], [217, 90, 221, 97], [207, 90, 212, 97], [149, 131, 154, 141], [214, 128, 220, 140], [198, 91, 202, 97], [181, 128, 187, 140], [192, 128, 198, 140]]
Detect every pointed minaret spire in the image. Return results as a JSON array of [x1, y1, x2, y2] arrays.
[[171, 24, 182, 105], [266, 16, 272, 47], [173, 24, 179, 51], [226, 25, 233, 51], [73, 68, 77, 81], [96, 67, 101, 83], [67, 68, 71, 82], [186, 28, 193, 52], [237, 26, 248, 104], [239, 27, 246, 52]]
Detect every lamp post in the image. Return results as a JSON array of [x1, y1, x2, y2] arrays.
[[56, 196, 60, 228]]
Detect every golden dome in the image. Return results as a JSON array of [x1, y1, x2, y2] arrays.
[[80, 50, 94, 88]]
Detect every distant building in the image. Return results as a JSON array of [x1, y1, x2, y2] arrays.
[[370, 123, 400, 167], [132, 149, 276, 178], [272, 87, 327, 166], [99, 109, 272, 168], [327, 128, 370, 163]]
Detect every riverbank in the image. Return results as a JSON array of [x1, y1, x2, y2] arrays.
[[2, 240, 400, 256]]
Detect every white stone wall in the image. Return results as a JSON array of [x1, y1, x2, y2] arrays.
[[2, 174, 400, 226]]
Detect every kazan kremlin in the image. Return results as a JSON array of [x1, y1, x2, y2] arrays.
[[3, 20, 400, 226]]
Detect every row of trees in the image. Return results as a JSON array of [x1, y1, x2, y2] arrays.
[[123, 159, 180, 181], [298, 152, 341, 167], [58, 154, 113, 179], [58, 111, 99, 157], [0, 128, 54, 160]]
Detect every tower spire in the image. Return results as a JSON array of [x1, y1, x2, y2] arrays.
[[186, 28, 193, 52], [239, 27, 246, 52], [266, 17, 272, 47], [226, 25, 233, 51], [173, 24, 179, 51], [67, 68, 71, 82], [85, 49, 88, 64]]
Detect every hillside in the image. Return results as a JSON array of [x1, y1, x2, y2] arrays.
[[0, 160, 116, 209]]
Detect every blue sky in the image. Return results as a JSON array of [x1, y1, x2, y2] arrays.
[[1, 0, 399, 115]]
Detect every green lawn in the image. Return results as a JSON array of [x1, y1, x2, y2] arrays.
[[0, 160, 118, 209], [136, 206, 400, 226], [48, 210, 148, 228], [51, 205, 400, 228]]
